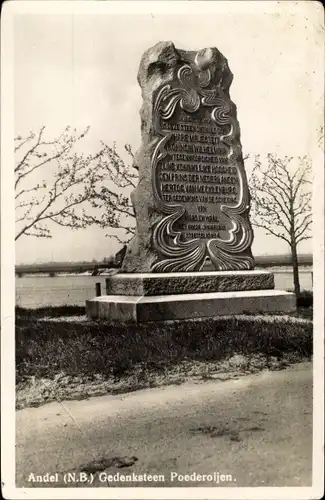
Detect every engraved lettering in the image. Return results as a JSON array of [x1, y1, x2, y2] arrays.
[[157, 108, 241, 241]]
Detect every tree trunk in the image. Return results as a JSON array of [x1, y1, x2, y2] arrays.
[[291, 239, 300, 297]]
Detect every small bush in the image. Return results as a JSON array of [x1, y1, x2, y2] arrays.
[[15, 305, 85, 319], [296, 290, 313, 308]]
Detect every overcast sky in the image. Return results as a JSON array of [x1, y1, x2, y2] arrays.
[[11, 1, 323, 264]]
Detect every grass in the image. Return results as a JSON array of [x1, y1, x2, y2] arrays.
[[15, 299, 313, 409], [16, 312, 312, 383]]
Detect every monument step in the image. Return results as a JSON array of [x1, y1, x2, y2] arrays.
[[105, 270, 274, 296], [86, 289, 295, 323]]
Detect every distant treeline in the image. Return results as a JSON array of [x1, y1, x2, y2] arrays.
[[254, 253, 313, 267], [15, 261, 119, 276], [15, 253, 312, 276]]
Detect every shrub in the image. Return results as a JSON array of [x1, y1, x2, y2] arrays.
[[15, 305, 85, 319], [296, 290, 313, 308]]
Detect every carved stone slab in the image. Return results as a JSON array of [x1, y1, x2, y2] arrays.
[[121, 42, 254, 273], [106, 270, 274, 296]]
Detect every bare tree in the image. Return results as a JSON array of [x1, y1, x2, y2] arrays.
[[15, 126, 108, 240], [249, 154, 312, 297], [90, 143, 136, 244], [15, 125, 138, 246]]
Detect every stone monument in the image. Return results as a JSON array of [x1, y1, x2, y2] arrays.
[[86, 42, 295, 321]]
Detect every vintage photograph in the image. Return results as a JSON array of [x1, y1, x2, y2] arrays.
[[1, 1, 324, 498]]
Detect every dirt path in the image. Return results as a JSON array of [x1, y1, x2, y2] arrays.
[[16, 362, 312, 488]]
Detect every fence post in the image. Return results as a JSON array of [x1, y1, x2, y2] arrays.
[[95, 282, 101, 297]]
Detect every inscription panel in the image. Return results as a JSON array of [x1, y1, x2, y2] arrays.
[[157, 107, 240, 241], [145, 45, 254, 273]]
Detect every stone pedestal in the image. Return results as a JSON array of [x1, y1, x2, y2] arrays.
[[86, 271, 296, 322], [105, 270, 274, 295]]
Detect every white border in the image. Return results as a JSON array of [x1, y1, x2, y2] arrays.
[[1, 1, 324, 499]]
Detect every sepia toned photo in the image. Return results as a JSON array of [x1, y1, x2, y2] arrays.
[[1, 1, 324, 499]]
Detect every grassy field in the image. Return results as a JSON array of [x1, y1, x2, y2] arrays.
[[16, 305, 313, 409]]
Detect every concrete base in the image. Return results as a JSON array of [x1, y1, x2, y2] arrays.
[[105, 270, 274, 296], [86, 289, 296, 323]]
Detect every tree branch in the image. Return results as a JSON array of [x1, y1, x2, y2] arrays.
[[296, 235, 312, 244], [251, 222, 291, 245], [15, 126, 137, 242], [15, 126, 45, 174]]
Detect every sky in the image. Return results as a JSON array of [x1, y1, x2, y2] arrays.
[[10, 0, 324, 264]]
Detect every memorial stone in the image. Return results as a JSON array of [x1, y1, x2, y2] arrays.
[[121, 41, 254, 273], [86, 42, 296, 322]]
